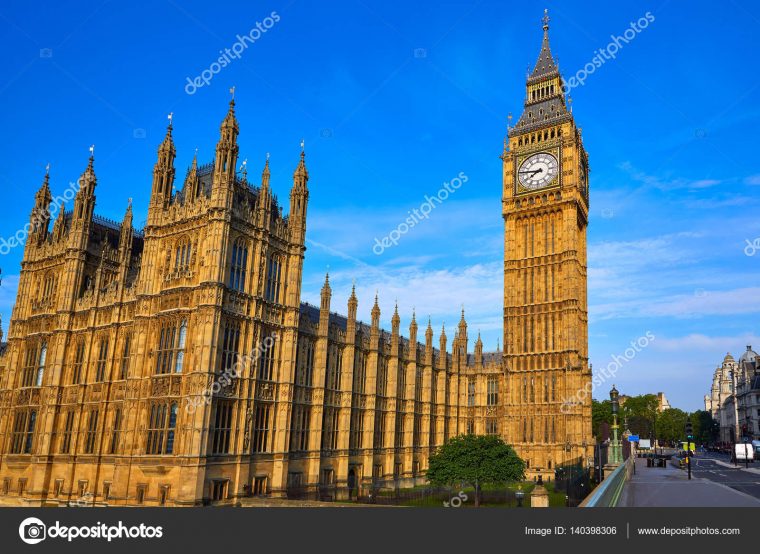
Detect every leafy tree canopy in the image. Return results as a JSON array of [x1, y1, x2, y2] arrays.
[[426, 434, 526, 503]]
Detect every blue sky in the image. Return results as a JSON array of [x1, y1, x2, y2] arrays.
[[0, 0, 758, 411]]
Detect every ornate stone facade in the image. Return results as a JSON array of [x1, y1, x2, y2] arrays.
[[0, 14, 592, 506], [705, 347, 760, 443], [500, 12, 593, 476]]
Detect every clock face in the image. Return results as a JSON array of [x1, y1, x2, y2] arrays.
[[518, 152, 559, 190]]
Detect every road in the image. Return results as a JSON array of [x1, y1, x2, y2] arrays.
[[688, 451, 760, 501]]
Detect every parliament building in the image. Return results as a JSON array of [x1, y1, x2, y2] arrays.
[[0, 14, 592, 506]]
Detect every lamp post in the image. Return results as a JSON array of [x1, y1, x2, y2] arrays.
[[609, 385, 623, 465]]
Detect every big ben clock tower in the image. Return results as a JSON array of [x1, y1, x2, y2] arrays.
[[502, 10, 592, 479]]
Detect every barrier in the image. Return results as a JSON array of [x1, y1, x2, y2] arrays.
[[578, 456, 633, 507]]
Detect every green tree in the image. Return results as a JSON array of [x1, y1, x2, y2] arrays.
[[426, 434, 525, 507], [690, 410, 718, 444], [621, 394, 659, 438], [592, 399, 612, 437], [656, 408, 688, 443]]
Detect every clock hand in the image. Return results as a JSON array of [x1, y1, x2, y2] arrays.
[[519, 169, 542, 176]]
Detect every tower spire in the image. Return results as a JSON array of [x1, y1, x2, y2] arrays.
[[531, 8, 559, 79], [150, 115, 176, 207], [261, 155, 270, 190], [214, 92, 239, 189]]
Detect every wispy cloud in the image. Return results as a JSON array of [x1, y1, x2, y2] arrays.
[[618, 161, 722, 191], [652, 332, 760, 353]]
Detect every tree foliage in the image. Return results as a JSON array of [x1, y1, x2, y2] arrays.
[[592, 399, 612, 437], [426, 434, 525, 507], [691, 410, 719, 443], [621, 394, 660, 438], [656, 408, 689, 443], [592, 393, 720, 445]]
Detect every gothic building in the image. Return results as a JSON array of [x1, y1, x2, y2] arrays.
[[705, 347, 760, 443], [0, 13, 592, 506]]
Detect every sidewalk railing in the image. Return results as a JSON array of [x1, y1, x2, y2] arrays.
[[579, 456, 634, 507]]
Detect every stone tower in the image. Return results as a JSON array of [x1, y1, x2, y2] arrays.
[[501, 10, 593, 478]]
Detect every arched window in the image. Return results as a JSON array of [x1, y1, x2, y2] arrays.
[[220, 320, 241, 375], [174, 238, 192, 271], [41, 273, 56, 303], [146, 402, 178, 455], [22, 342, 47, 387], [228, 239, 248, 292], [155, 319, 188, 374], [265, 255, 282, 302], [35, 343, 47, 386], [95, 337, 109, 381], [120, 333, 133, 380], [11, 409, 37, 454], [71, 340, 86, 384], [257, 331, 277, 382]]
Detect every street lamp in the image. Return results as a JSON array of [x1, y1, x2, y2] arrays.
[[610, 385, 623, 465]]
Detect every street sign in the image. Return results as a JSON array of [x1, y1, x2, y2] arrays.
[[628, 435, 640, 442]]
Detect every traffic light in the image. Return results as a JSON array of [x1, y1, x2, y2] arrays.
[[685, 420, 694, 440]]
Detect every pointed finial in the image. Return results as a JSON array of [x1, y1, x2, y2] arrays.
[[168, 112, 173, 127], [45, 163, 50, 176], [128, 197, 132, 207], [229, 86, 236, 102], [89, 144, 95, 159], [240, 158, 248, 180], [542, 8, 550, 31], [261, 155, 270, 186], [300, 138, 305, 152]]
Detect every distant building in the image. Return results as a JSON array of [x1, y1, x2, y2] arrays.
[[704, 347, 760, 443], [617, 392, 670, 412], [656, 392, 670, 412]]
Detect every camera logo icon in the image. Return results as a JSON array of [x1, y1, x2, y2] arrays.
[[19, 517, 46, 545]]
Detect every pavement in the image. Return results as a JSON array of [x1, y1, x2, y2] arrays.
[[619, 455, 760, 507]]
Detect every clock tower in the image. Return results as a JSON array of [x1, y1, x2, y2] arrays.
[[501, 10, 592, 479]]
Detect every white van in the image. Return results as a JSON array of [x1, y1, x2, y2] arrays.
[[733, 443, 755, 463]]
